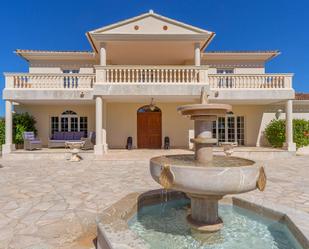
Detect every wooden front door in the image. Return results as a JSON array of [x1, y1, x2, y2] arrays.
[[137, 112, 162, 149]]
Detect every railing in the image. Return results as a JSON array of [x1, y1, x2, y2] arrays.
[[96, 65, 208, 84], [4, 71, 293, 90], [209, 74, 293, 89], [5, 73, 95, 89]]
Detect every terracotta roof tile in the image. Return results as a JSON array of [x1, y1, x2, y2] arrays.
[[295, 93, 309, 100]]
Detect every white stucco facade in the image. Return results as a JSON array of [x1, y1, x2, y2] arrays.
[[3, 10, 301, 154]]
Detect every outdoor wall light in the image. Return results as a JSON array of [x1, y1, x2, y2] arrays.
[[275, 109, 283, 119], [149, 98, 156, 111], [80, 91, 85, 98]]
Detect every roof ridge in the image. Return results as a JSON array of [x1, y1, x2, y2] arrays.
[[15, 49, 94, 54], [204, 50, 280, 54]]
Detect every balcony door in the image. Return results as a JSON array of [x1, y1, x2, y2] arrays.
[[137, 105, 162, 149], [212, 115, 245, 145]]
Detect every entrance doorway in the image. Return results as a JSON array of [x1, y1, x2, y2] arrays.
[[137, 105, 162, 149]]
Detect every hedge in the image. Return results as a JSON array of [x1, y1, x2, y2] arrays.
[[265, 119, 309, 149], [0, 113, 37, 146]]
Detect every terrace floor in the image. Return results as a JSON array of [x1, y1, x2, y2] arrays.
[[0, 150, 308, 249]]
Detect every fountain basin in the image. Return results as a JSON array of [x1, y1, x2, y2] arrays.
[[96, 190, 308, 249], [150, 155, 262, 196]]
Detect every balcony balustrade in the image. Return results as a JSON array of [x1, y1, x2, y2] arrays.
[[4, 69, 293, 90], [4, 73, 95, 89], [209, 74, 292, 89], [96, 65, 208, 84]]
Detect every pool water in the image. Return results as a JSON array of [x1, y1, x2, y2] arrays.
[[128, 199, 303, 249]]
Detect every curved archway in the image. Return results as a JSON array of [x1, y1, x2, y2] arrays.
[[137, 105, 162, 149]]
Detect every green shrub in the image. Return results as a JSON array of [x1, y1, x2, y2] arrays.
[[0, 118, 5, 145], [0, 113, 37, 146], [265, 119, 286, 148], [265, 119, 309, 148], [293, 119, 309, 148], [13, 113, 37, 145]]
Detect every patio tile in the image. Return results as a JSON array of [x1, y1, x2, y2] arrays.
[[0, 151, 308, 248]]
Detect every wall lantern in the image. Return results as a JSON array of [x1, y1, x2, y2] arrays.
[[149, 98, 156, 111], [275, 109, 283, 119]]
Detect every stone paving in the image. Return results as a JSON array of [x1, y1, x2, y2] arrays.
[[0, 151, 308, 249]]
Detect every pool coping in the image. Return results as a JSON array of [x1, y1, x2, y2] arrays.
[[96, 189, 309, 249]]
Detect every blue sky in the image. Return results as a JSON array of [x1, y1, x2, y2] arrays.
[[0, 0, 308, 116]]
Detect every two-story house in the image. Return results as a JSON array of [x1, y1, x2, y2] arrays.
[[2, 10, 296, 155]]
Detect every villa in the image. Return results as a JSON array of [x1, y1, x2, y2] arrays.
[[2, 10, 303, 155]]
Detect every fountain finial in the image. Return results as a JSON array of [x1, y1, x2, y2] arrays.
[[200, 87, 209, 104]]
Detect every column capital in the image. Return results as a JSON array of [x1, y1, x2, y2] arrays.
[[194, 42, 201, 49]]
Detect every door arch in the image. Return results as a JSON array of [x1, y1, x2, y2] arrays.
[[137, 105, 162, 149]]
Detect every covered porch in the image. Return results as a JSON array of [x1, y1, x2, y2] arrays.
[[2, 97, 297, 155]]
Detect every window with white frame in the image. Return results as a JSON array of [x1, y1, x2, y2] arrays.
[[217, 68, 234, 74], [50, 110, 88, 136], [212, 115, 245, 145], [62, 69, 80, 88], [217, 68, 234, 88], [237, 116, 245, 145], [62, 69, 79, 74], [51, 117, 59, 135], [79, 117, 88, 134]]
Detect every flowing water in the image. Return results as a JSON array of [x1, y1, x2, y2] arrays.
[[128, 199, 303, 249]]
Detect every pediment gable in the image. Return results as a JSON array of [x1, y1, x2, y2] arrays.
[[89, 11, 213, 35]]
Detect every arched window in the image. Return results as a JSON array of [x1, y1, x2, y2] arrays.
[[61, 110, 77, 115], [137, 105, 161, 113], [50, 110, 88, 136]]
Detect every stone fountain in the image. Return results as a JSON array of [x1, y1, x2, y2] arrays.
[[150, 88, 266, 232]]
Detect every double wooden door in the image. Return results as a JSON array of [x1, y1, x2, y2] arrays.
[[137, 112, 162, 149]]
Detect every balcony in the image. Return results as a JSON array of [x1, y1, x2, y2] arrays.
[[95, 65, 208, 84], [4, 70, 293, 90], [209, 74, 293, 89], [4, 73, 95, 89]]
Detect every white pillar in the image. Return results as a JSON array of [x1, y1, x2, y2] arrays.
[[194, 42, 201, 66], [94, 96, 108, 155], [97, 43, 107, 83], [100, 43, 107, 66], [2, 100, 15, 154], [284, 100, 296, 151]]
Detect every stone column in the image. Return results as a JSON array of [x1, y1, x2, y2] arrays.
[[2, 100, 15, 154], [96, 43, 107, 83], [194, 42, 201, 66], [284, 100, 296, 151], [100, 43, 107, 66], [94, 96, 108, 155]]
